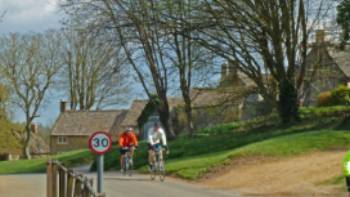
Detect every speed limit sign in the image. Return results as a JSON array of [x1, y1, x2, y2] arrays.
[[88, 131, 112, 155]]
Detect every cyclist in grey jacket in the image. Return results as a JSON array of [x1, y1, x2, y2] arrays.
[[147, 122, 168, 169]]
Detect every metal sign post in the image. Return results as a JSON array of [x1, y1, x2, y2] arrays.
[[97, 155, 104, 193], [88, 131, 112, 195]]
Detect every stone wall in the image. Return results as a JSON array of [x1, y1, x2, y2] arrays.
[[172, 103, 241, 134], [50, 136, 90, 153]]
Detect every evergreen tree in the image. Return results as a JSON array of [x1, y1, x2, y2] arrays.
[[337, 0, 350, 49]]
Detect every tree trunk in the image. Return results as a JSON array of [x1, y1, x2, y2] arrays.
[[184, 98, 195, 137], [278, 79, 300, 123], [179, 68, 195, 137], [157, 105, 176, 139], [22, 127, 32, 159]]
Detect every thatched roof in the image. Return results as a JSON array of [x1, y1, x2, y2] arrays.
[[51, 110, 127, 136]]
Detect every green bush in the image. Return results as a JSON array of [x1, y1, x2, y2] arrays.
[[317, 91, 332, 106], [317, 85, 350, 106], [300, 105, 350, 119]]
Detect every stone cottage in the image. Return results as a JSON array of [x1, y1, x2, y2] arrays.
[[133, 61, 264, 134], [301, 30, 350, 106], [50, 102, 127, 152]]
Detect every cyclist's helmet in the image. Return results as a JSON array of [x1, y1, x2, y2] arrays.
[[126, 127, 133, 132], [154, 122, 160, 128]]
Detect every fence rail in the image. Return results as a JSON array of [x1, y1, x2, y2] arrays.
[[47, 159, 105, 197]]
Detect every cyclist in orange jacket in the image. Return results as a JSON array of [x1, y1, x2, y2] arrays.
[[118, 127, 138, 172]]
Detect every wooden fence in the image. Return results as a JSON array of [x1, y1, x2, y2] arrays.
[[47, 160, 105, 197]]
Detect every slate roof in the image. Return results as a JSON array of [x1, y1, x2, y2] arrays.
[[120, 100, 148, 127], [329, 49, 350, 77], [190, 85, 255, 108], [51, 110, 127, 136]]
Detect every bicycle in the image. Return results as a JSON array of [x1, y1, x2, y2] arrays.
[[121, 147, 134, 176], [150, 144, 166, 181]]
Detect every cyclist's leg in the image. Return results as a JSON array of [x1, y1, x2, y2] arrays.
[[120, 155, 124, 170], [124, 151, 129, 170], [148, 150, 155, 166], [148, 143, 155, 168], [130, 146, 135, 156], [120, 148, 127, 172], [129, 146, 134, 165]]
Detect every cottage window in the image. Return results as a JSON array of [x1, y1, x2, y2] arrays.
[[57, 136, 67, 144]]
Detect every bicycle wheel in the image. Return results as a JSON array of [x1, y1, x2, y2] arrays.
[[123, 156, 129, 176], [159, 160, 165, 182], [128, 157, 133, 177], [150, 162, 156, 180]]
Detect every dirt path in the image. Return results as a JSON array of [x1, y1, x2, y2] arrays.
[[201, 151, 347, 197]]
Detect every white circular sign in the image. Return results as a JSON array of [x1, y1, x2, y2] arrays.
[[88, 131, 112, 155]]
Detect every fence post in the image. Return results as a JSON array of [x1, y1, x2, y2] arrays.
[[74, 176, 83, 196], [52, 162, 58, 197], [58, 167, 66, 197], [47, 159, 53, 197], [66, 171, 74, 197], [47, 160, 102, 197]]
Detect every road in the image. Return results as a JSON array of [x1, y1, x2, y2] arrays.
[[0, 172, 241, 197]]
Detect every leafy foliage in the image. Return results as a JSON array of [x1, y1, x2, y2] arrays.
[[0, 118, 22, 155], [317, 91, 332, 106], [317, 85, 350, 106], [0, 84, 22, 155], [337, 0, 350, 48]]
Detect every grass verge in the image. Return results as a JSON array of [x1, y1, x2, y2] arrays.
[[164, 130, 350, 180], [0, 149, 93, 174]]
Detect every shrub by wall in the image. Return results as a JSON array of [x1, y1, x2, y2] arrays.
[[317, 85, 350, 106]]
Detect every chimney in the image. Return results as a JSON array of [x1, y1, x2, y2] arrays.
[[315, 29, 325, 44], [31, 123, 38, 134], [228, 60, 238, 77], [60, 101, 67, 113], [219, 63, 228, 87]]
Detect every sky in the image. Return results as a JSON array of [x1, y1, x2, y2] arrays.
[[0, 0, 61, 34], [0, 0, 63, 126]]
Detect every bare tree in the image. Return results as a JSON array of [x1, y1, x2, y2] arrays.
[[187, 0, 333, 123], [62, 0, 216, 136], [160, 0, 214, 136], [62, 0, 177, 137], [61, 23, 129, 110], [0, 32, 62, 159], [104, 0, 177, 137]]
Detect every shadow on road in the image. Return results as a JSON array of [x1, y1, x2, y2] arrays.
[[105, 176, 151, 182]]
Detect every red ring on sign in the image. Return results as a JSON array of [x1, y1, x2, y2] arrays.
[[88, 131, 113, 155]]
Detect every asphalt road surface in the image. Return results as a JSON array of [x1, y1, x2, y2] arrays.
[[103, 172, 240, 197], [0, 172, 241, 197]]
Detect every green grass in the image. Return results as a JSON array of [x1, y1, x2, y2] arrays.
[[146, 106, 350, 179], [100, 116, 337, 172], [0, 149, 93, 174], [164, 130, 350, 180], [4, 105, 350, 179], [100, 106, 350, 180]]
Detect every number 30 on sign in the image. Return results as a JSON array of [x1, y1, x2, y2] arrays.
[[88, 131, 113, 155]]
